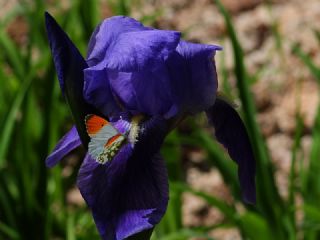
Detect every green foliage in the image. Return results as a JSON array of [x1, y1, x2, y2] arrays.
[[1, 0, 320, 239], [0, 1, 98, 239], [291, 29, 320, 240]]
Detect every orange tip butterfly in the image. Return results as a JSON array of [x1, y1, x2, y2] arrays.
[[85, 114, 126, 164]]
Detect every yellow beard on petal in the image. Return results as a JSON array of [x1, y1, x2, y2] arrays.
[[129, 115, 144, 145]]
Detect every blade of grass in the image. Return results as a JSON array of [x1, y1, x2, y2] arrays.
[[0, 176, 17, 229], [238, 212, 272, 240], [78, 0, 99, 40], [0, 221, 19, 240], [214, 0, 286, 238], [0, 5, 24, 28], [303, 106, 320, 203], [313, 29, 320, 45], [158, 228, 215, 240], [162, 130, 183, 181], [293, 29, 320, 239], [156, 187, 183, 237], [171, 182, 237, 220], [303, 204, 320, 239], [66, 213, 75, 240], [108, 0, 131, 16], [219, 40, 233, 98], [304, 204, 320, 223], [195, 130, 240, 196], [0, 30, 25, 80], [0, 76, 33, 168], [292, 44, 320, 83], [287, 112, 303, 236]]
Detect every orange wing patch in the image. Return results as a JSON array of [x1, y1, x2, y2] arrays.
[[85, 114, 109, 135], [105, 133, 122, 147]]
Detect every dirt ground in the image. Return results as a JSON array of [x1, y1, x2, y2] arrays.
[[2, 0, 320, 239]]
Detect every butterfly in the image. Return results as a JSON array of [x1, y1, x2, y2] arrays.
[[85, 114, 127, 164]]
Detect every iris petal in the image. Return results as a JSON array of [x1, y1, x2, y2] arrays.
[[105, 30, 180, 116], [87, 16, 150, 67], [77, 116, 169, 239], [105, 30, 181, 71], [83, 66, 122, 117], [108, 69, 176, 117], [206, 97, 256, 204], [45, 12, 96, 146], [88, 29, 181, 117], [168, 41, 221, 114], [46, 126, 81, 168], [45, 12, 86, 95]]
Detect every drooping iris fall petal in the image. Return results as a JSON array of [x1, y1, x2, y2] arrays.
[[206, 97, 256, 204], [77, 116, 169, 239], [46, 126, 81, 168], [176, 41, 222, 113]]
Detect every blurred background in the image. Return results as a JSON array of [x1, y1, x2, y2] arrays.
[[1, 0, 320, 239]]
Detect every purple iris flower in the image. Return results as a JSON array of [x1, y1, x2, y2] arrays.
[[45, 12, 255, 240]]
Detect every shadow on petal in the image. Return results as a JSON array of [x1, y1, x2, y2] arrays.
[[84, 66, 122, 117]]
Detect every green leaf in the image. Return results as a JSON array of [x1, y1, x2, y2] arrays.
[[304, 204, 320, 222], [0, 30, 25, 80], [214, 0, 287, 237], [156, 187, 183, 237], [303, 106, 320, 203], [292, 43, 320, 83], [108, 0, 131, 16], [0, 221, 19, 240], [171, 182, 236, 220], [158, 228, 215, 240], [195, 130, 240, 197], [238, 212, 271, 240], [0, 76, 33, 168]]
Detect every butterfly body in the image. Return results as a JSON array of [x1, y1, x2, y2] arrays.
[[85, 114, 127, 164]]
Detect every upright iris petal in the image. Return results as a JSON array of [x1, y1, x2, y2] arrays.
[[167, 41, 222, 114], [85, 28, 181, 117], [87, 16, 150, 67], [45, 12, 256, 240], [83, 16, 222, 118], [83, 66, 121, 117]]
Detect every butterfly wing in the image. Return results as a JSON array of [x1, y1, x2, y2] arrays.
[[85, 114, 111, 137], [85, 114, 125, 164]]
